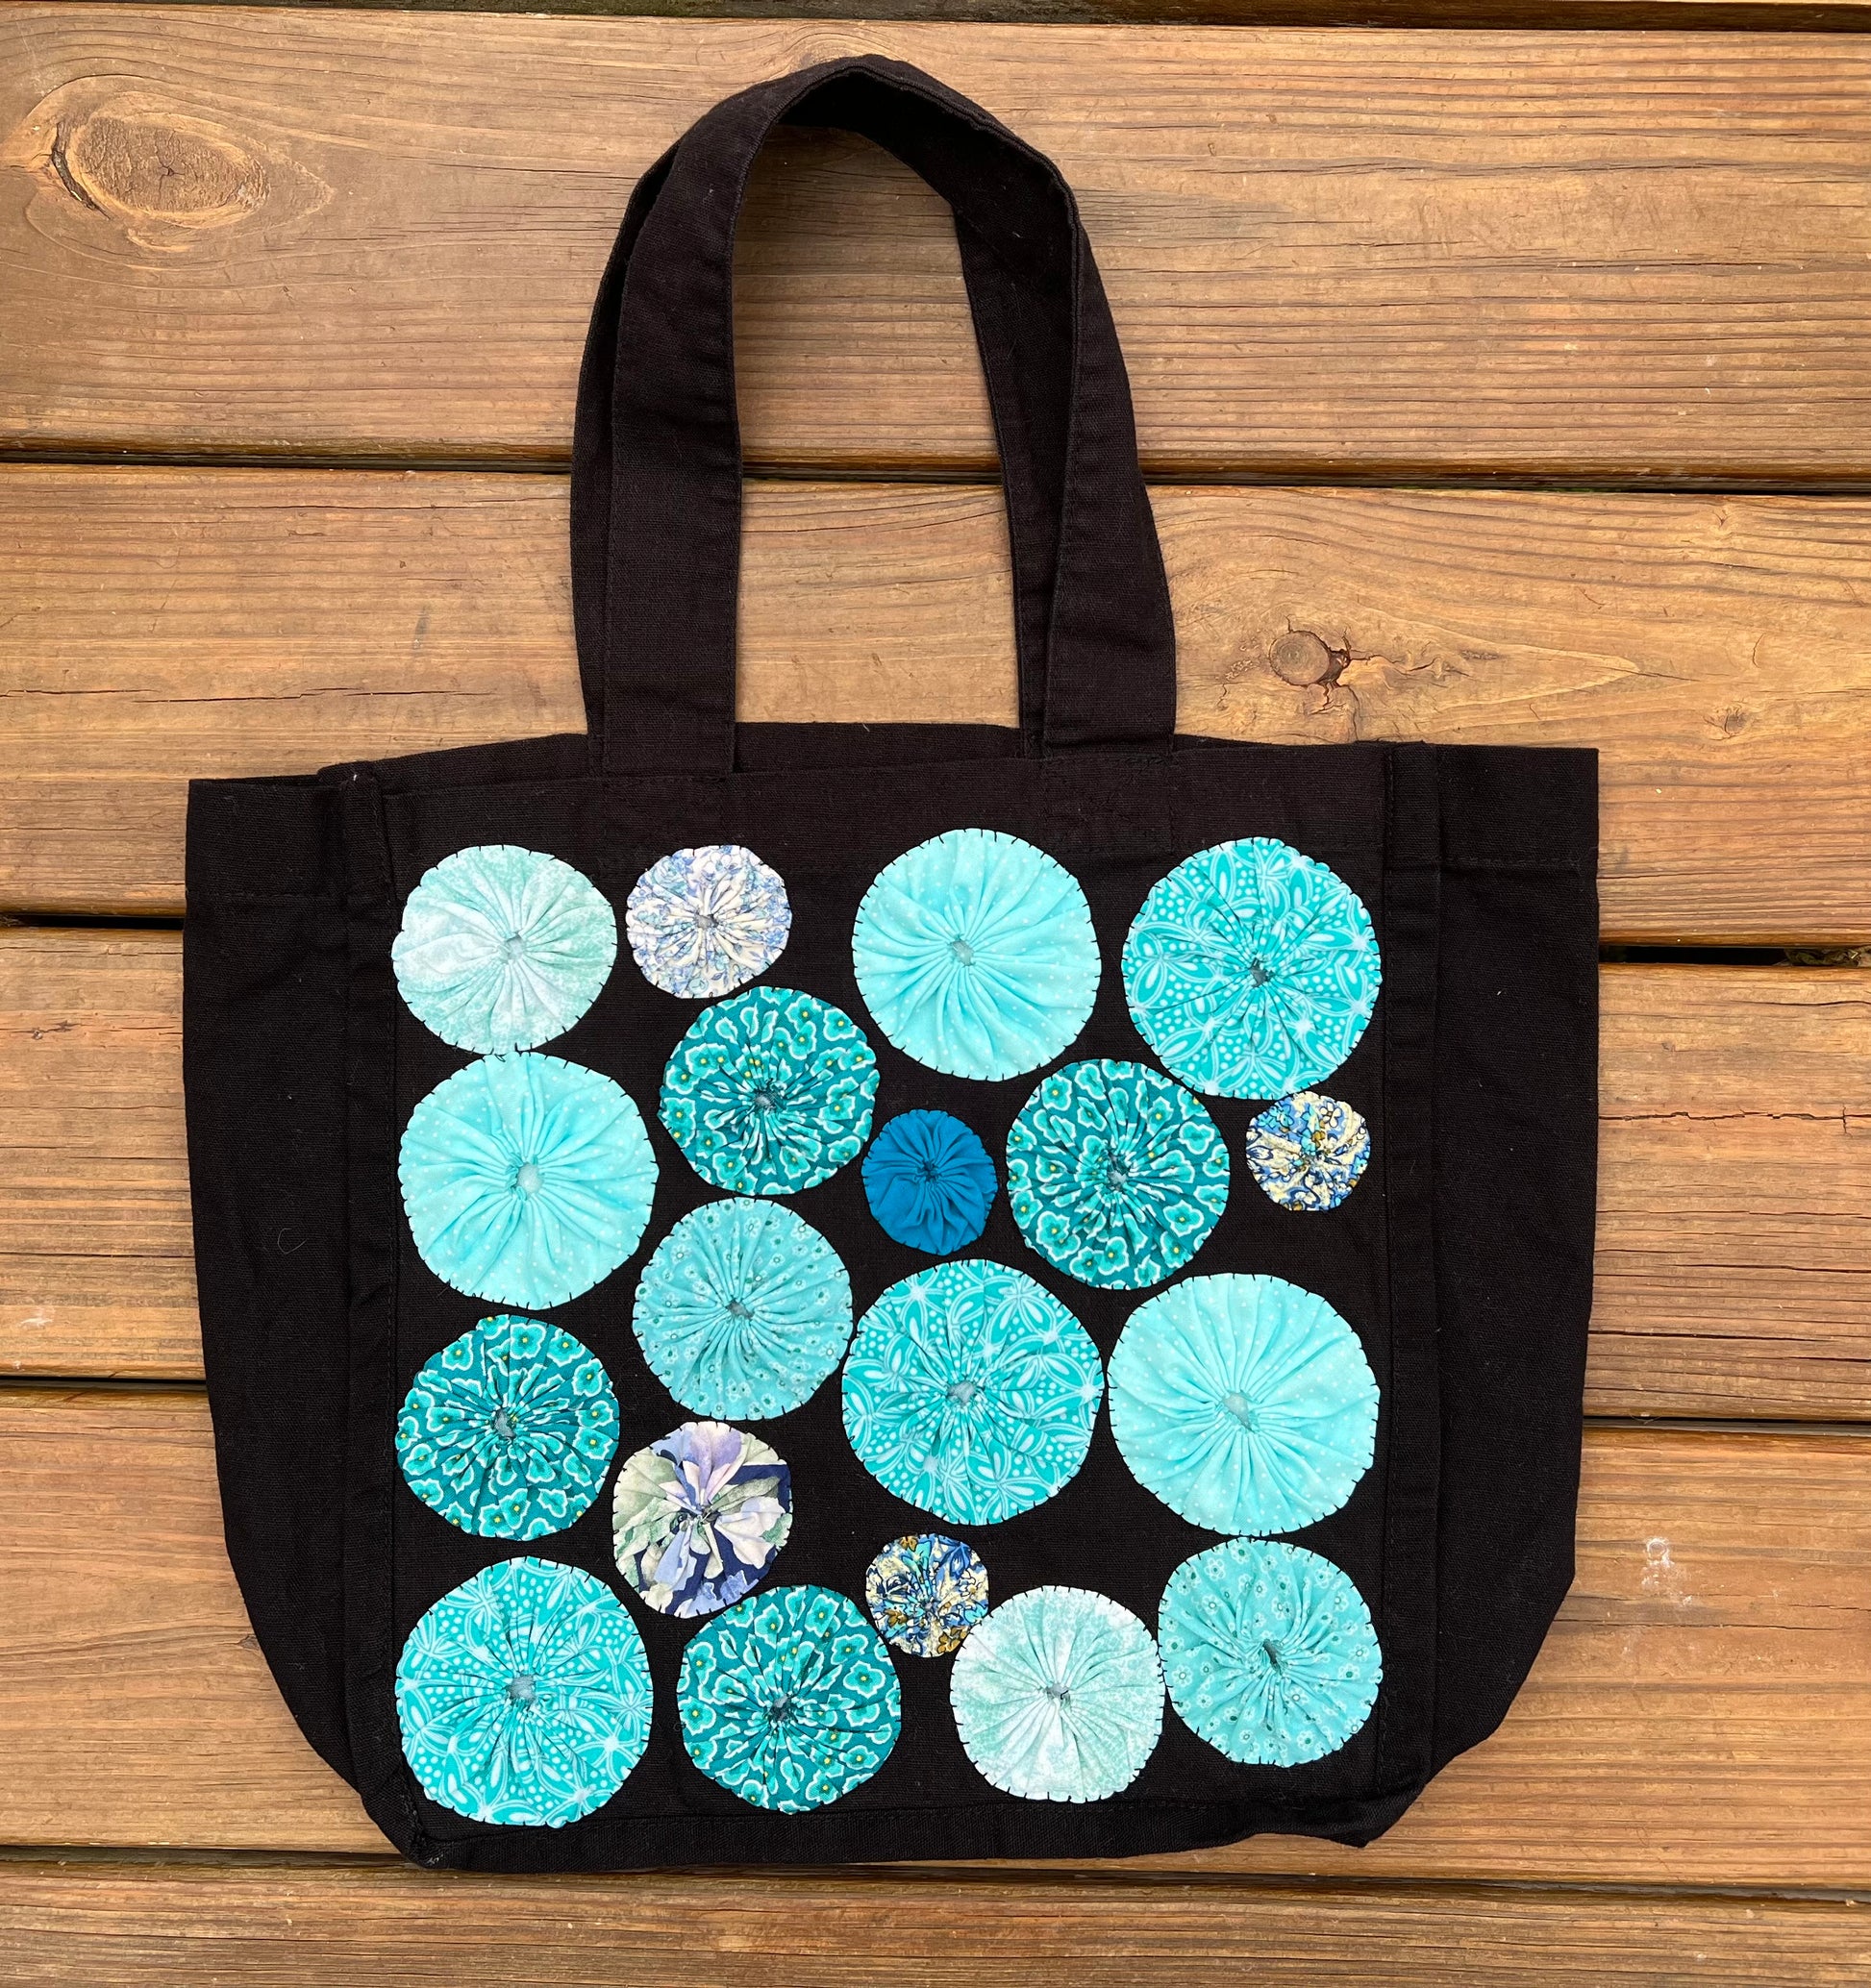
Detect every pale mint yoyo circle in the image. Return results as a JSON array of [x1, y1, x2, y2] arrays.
[[1159, 1538, 1381, 1767], [852, 829, 1100, 1081], [950, 1585, 1163, 1802], [398, 1054, 658, 1309], [1108, 1273, 1378, 1535], [392, 845, 615, 1055]]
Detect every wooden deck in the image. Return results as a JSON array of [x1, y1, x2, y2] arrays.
[[1, 8, 1867, 1980]]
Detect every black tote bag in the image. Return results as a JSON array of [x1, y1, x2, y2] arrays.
[[184, 56, 1598, 1871]]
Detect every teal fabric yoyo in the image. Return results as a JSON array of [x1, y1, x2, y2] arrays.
[[1006, 1058, 1230, 1289], [842, 1258, 1103, 1526], [395, 1315, 618, 1540], [632, 1198, 852, 1420], [1121, 837, 1381, 1100], [397, 1053, 658, 1310], [1159, 1539, 1382, 1768], [677, 1585, 901, 1813], [394, 1557, 653, 1827], [660, 986, 879, 1196]]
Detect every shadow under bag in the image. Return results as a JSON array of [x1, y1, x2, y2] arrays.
[[184, 55, 1597, 1870]]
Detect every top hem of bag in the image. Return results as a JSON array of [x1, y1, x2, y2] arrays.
[[184, 734, 1598, 905]]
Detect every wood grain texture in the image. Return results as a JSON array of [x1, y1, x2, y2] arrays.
[[2, 926, 1865, 1404], [7, 469, 1871, 940], [110, 0, 1871, 33], [0, 1860, 1867, 1988], [0, 1394, 1865, 1883], [3, 12, 1869, 480]]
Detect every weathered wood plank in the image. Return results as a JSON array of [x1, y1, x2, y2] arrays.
[[7, 469, 1871, 940], [103, 0, 1871, 33], [1, 1858, 1868, 1987], [1592, 964, 1871, 1419], [2, 935, 1867, 1411], [4, 13, 1869, 480], [0, 1396, 1864, 1884]]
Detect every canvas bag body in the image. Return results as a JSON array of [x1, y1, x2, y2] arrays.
[[183, 58, 1598, 1871]]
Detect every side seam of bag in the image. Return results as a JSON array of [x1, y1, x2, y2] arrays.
[[332, 764, 437, 1860], [1354, 741, 1445, 1834], [1427, 746, 1599, 1773], [183, 778, 360, 1788]]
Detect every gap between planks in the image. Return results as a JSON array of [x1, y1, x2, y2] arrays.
[[21, 451, 1871, 494]]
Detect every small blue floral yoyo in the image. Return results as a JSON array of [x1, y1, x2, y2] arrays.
[[864, 1533, 990, 1658], [1244, 1091, 1370, 1212], [626, 844, 790, 1000]]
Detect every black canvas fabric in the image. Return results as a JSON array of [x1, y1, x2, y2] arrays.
[[183, 57, 1597, 1871]]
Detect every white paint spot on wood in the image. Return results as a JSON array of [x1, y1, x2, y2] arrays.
[[1641, 1534, 1693, 1605]]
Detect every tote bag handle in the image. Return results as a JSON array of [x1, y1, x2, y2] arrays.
[[571, 56, 1178, 776]]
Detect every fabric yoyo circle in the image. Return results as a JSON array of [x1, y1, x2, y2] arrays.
[[398, 1054, 658, 1309], [1109, 1273, 1379, 1536], [950, 1586, 1163, 1802], [395, 1556, 652, 1826], [633, 1198, 853, 1420], [660, 986, 879, 1196], [1244, 1091, 1370, 1212], [842, 1258, 1102, 1526], [611, 1421, 792, 1619], [864, 1533, 990, 1658], [677, 1584, 901, 1812], [626, 844, 790, 1000], [851, 829, 1100, 1081], [862, 1110, 998, 1255], [396, 1315, 618, 1540], [1160, 1539, 1381, 1767], [1122, 838, 1381, 1099], [1006, 1058, 1229, 1290], [391, 845, 616, 1055]]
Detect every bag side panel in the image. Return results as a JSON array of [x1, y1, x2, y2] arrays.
[[1430, 753, 1599, 1771], [183, 781, 357, 1788]]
